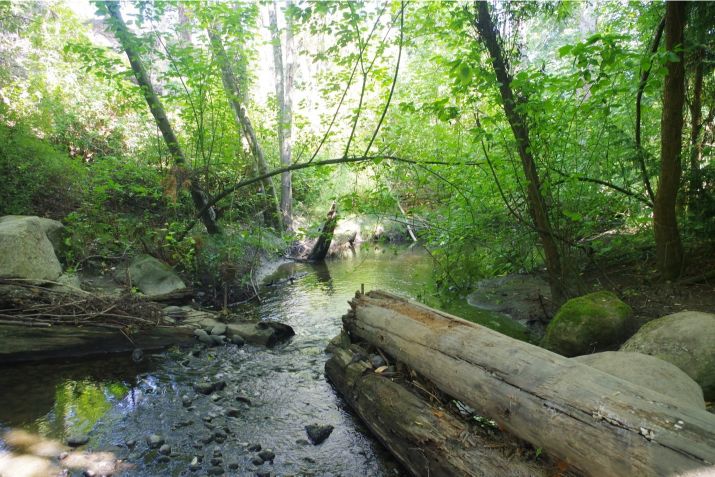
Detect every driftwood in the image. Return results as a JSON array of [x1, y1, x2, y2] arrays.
[[342, 290, 715, 477], [326, 340, 565, 477], [307, 201, 338, 261]]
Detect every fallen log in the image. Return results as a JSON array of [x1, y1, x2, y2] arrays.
[[306, 201, 338, 261], [343, 290, 715, 477], [0, 324, 194, 364], [326, 340, 560, 477]]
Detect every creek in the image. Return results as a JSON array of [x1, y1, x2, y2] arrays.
[[0, 245, 527, 476]]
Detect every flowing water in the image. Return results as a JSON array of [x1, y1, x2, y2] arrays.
[[0, 245, 528, 476]]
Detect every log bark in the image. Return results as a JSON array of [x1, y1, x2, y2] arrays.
[[307, 202, 338, 261], [104, 1, 219, 235], [325, 342, 554, 477], [343, 290, 715, 477]]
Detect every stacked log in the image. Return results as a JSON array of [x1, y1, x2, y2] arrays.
[[328, 290, 715, 477]]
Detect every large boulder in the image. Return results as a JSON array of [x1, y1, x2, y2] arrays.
[[127, 255, 186, 297], [542, 291, 633, 357], [226, 321, 295, 347], [621, 311, 715, 401], [0, 216, 62, 281], [573, 351, 705, 410]]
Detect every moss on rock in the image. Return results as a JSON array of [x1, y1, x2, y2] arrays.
[[542, 291, 633, 357]]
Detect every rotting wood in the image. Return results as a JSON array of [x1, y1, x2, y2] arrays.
[[307, 201, 338, 261], [325, 341, 560, 477], [342, 290, 715, 477]]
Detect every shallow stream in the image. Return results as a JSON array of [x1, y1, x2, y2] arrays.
[[0, 245, 526, 476]]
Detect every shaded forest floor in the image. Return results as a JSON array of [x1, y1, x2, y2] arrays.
[[586, 243, 715, 328]]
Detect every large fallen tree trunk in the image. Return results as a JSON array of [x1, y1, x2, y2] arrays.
[[307, 201, 338, 261], [343, 290, 715, 477], [326, 339, 560, 477]]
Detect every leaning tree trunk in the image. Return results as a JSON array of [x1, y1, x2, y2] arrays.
[[307, 202, 338, 261], [104, 1, 219, 235], [269, 0, 295, 231], [342, 290, 715, 477], [207, 27, 282, 231], [474, 2, 566, 304], [654, 1, 686, 281]]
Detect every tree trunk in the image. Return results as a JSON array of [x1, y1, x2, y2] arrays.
[[688, 47, 704, 209], [342, 290, 715, 477], [474, 3, 566, 304], [207, 27, 282, 230], [104, 1, 220, 235], [325, 341, 553, 477], [307, 202, 338, 261], [654, 1, 686, 281], [269, 1, 295, 231]]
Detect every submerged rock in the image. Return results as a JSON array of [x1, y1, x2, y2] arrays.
[[305, 424, 334, 445], [226, 321, 295, 347], [542, 291, 633, 357], [66, 434, 89, 447], [146, 434, 165, 449], [573, 351, 705, 409], [621, 311, 715, 400]]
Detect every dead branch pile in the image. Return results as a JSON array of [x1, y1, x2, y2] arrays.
[[0, 279, 164, 331]]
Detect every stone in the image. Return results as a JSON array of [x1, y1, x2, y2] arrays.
[[66, 434, 89, 447], [542, 291, 633, 357], [125, 439, 136, 449], [251, 457, 264, 466], [207, 466, 225, 475], [228, 462, 239, 470], [0, 215, 63, 281], [127, 254, 186, 297], [52, 273, 84, 293], [230, 335, 246, 346], [159, 444, 172, 455], [247, 444, 261, 452], [369, 354, 386, 368], [210, 324, 227, 336], [226, 321, 295, 348], [305, 424, 334, 445], [225, 408, 240, 418], [621, 311, 715, 400], [258, 450, 275, 463], [146, 434, 165, 449], [573, 351, 705, 409], [194, 382, 217, 395], [182, 395, 192, 407], [210, 335, 226, 346]]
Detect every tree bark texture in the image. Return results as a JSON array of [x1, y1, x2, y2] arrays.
[[325, 341, 554, 477], [207, 27, 282, 230], [474, 2, 566, 304], [307, 202, 338, 261], [104, 1, 220, 235], [269, 1, 295, 231], [654, 1, 686, 280], [688, 47, 704, 208], [342, 290, 715, 477]]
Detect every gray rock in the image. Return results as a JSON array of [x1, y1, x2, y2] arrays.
[[573, 351, 705, 409], [225, 408, 240, 418], [127, 254, 186, 297], [247, 444, 261, 452], [193, 380, 225, 395], [210, 324, 227, 336], [182, 395, 192, 407], [251, 457, 264, 466], [230, 335, 246, 346], [146, 434, 165, 449], [0, 215, 63, 281], [226, 321, 295, 347], [305, 424, 334, 445], [543, 291, 633, 357], [258, 450, 275, 462], [622, 311, 715, 400], [370, 354, 386, 368], [210, 335, 226, 346], [208, 466, 225, 475], [159, 444, 172, 455], [66, 434, 89, 447]]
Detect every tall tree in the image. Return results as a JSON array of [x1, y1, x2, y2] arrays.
[[653, 1, 686, 280], [474, 2, 566, 304], [103, 1, 220, 234], [207, 26, 282, 230], [269, 0, 295, 231]]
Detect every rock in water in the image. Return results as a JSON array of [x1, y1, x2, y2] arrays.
[[621, 311, 715, 401], [131, 348, 144, 363], [146, 434, 165, 449], [542, 291, 633, 357], [573, 351, 706, 409], [0, 215, 63, 281], [210, 323, 227, 336], [66, 434, 89, 447], [127, 254, 186, 297], [305, 424, 334, 445]]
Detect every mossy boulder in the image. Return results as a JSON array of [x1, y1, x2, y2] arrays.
[[542, 291, 633, 357], [0, 215, 63, 281], [127, 255, 186, 297], [621, 311, 715, 401]]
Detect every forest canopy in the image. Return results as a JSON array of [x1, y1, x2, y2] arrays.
[[1, 0, 713, 303]]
